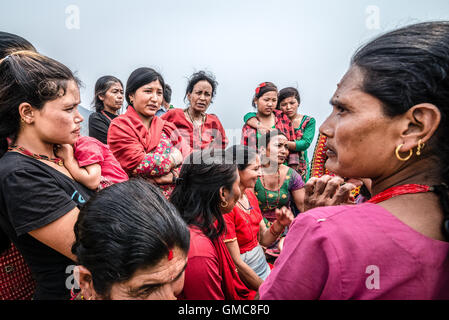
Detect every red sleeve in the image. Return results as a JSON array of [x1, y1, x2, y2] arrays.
[[214, 117, 228, 149], [223, 210, 237, 242], [107, 118, 145, 173], [182, 255, 225, 300], [73, 137, 104, 167]]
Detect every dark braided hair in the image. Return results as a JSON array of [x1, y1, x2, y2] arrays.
[[352, 21, 449, 240]]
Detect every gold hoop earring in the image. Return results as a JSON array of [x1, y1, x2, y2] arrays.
[[220, 200, 229, 208], [416, 139, 425, 156], [395, 144, 413, 162]]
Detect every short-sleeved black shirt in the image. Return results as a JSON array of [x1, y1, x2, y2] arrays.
[[88, 110, 118, 144], [0, 152, 94, 300]]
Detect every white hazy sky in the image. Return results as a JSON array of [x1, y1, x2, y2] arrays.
[[2, 0, 449, 149]]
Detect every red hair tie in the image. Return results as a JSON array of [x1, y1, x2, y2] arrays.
[[255, 82, 267, 95]]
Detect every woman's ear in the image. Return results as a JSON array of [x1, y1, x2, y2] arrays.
[[98, 94, 105, 102], [18, 102, 35, 124], [128, 93, 135, 105], [400, 103, 441, 151], [219, 186, 229, 203], [74, 265, 97, 300]]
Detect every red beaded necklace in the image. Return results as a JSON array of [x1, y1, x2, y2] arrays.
[[368, 184, 433, 204], [8, 145, 64, 166]]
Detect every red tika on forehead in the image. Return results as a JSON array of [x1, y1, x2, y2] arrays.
[[168, 249, 173, 261]]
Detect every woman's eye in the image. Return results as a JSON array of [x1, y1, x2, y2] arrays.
[[335, 105, 347, 114]]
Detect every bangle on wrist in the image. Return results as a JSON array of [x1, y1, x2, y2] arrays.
[[269, 223, 284, 238]]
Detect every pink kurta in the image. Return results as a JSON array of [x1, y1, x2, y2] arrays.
[[259, 203, 449, 300]]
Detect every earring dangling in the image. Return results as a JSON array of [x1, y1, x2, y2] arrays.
[[416, 139, 425, 156], [395, 144, 413, 162], [220, 200, 229, 208]]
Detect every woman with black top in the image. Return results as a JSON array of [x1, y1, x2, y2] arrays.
[[88, 75, 124, 144], [0, 51, 94, 299]]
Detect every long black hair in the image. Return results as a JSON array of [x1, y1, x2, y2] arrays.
[[72, 179, 190, 298], [0, 31, 35, 58], [170, 149, 238, 240], [352, 21, 449, 240]]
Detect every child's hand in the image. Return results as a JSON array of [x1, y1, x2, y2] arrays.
[[55, 144, 74, 161]]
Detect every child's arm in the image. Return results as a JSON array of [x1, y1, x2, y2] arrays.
[[57, 144, 102, 190]]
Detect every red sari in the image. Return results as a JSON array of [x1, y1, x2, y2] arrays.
[[161, 108, 228, 150], [180, 227, 256, 300]]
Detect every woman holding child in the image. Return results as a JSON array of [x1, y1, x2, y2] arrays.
[[107, 67, 191, 198]]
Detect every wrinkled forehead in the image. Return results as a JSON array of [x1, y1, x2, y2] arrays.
[[333, 66, 365, 99]]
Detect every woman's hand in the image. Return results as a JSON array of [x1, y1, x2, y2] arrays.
[[275, 206, 294, 227], [303, 175, 363, 212], [257, 124, 272, 134], [147, 172, 174, 185]]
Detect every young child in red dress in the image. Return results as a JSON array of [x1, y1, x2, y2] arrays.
[[57, 136, 129, 190]]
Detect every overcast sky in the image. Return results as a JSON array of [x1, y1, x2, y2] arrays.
[[2, 0, 449, 148]]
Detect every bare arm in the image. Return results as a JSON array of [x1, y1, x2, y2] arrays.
[[291, 188, 305, 212], [29, 207, 79, 262], [65, 161, 101, 190], [259, 207, 294, 247], [225, 240, 264, 291], [57, 144, 101, 190]]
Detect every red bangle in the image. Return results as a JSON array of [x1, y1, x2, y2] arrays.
[[269, 224, 283, 238]]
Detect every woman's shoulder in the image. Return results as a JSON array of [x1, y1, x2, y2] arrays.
[[188, 227, 217, 259], [0, 153, 74, 192], [89, 111, 102, 119], [0, 152, 44, 175], [295, 203, 384, 233], [162, 108, 184, 118]]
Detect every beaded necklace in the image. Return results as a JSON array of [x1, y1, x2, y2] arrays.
[[8, 145, 64, 166], [368, 184, 433, 204]]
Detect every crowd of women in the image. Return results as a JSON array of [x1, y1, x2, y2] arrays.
[[1, 20, 449, 301]]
